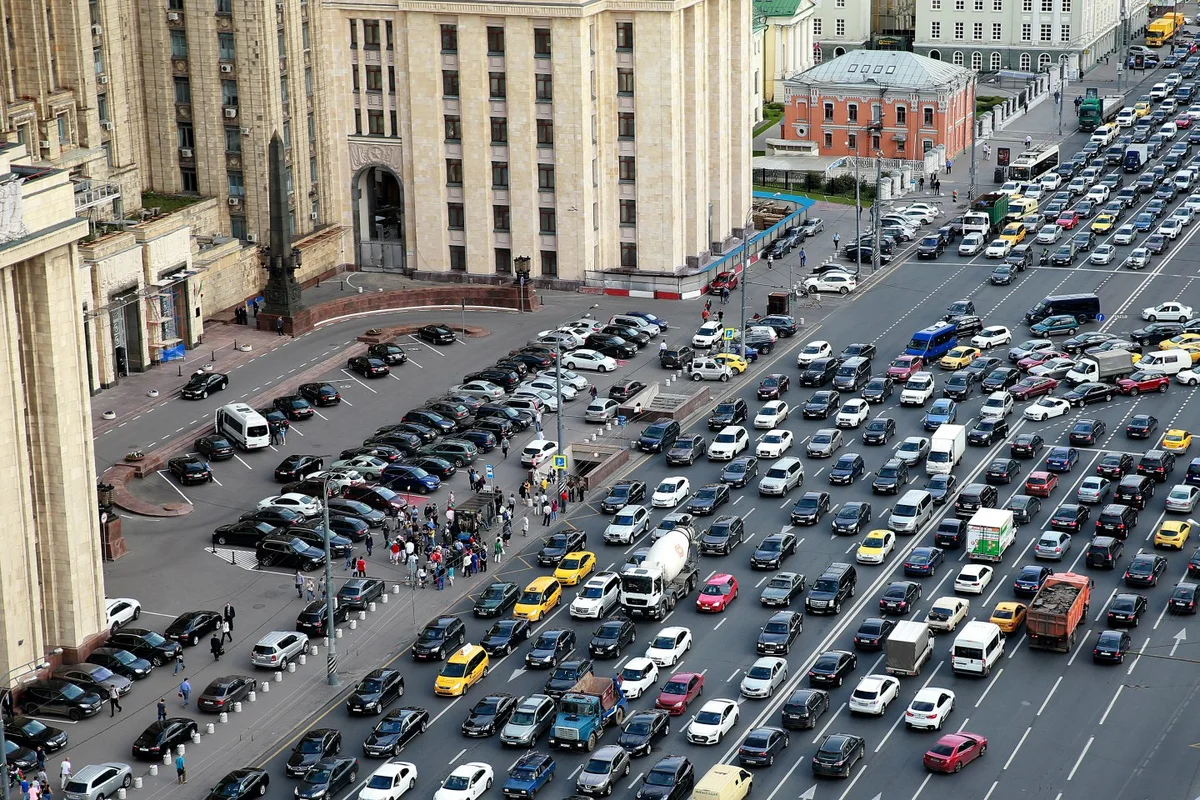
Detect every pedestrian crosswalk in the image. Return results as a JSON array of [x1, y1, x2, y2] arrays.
[[208, 547, 260, 571]]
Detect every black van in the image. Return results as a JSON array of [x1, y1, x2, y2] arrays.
[[1024, 293, 1102, 323]]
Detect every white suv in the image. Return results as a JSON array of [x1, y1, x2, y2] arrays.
[[570, 573, 621, 619], [899, 372, 936, 407], [688, 358, 733, 382], [708, 426, 749, 460]]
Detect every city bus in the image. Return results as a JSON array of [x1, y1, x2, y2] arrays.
[[1009, 145, 1060, 181], [905, 322, 959, 360]]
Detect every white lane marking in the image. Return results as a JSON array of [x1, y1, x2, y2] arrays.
[[233, 454, 252, 469], [156, 472, 192, 504], [1067, 736, 1095, 781], [812, 702, 846, 744], [974, 667, 1003, 708], [1128, 635, 1152, 674], [1098, 684, 1124, 725], [1003, 725, 1032, 770], [340, 369, 379, 393], [1036, 675, 1062, 716]]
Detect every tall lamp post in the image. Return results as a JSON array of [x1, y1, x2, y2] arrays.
[[553, 304, 599, 495], [736, 208, 756, 359], [321, 476, 339, 686], [1, 650, 61, 800], [1057, 55, 1069, 135], [852, 135, 863, 275], [514, 256, 531, 314]]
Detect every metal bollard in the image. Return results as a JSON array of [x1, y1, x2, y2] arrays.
[[381, 594, 388, 604], [298, 654, 307, 666], [206, 722, 216, 733], [358, 611, 367, 621], [287, 662, 296, 673], [273, 671, 282, 682], [368, 602, 376, 613], [336, 628, 344, 638], [260, 681, 269, 693], [349, 619, 358, 630]]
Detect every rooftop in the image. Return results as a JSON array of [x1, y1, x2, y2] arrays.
[[790, 51, 973, 91]]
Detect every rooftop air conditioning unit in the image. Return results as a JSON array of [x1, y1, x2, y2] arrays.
[[180, 147, 193, 157], [246, 233, 258, 243], [220, 63, 233, 73], [228, 197, 241, 206], [167, 11, 180, 20], [101, 121, 114, 131], [91, 24, 103, 35], [98, 75, 109, 84], [224, 108, 238, 118]]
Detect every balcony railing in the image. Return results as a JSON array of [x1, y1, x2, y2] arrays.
[[74, 180, 121, 211]]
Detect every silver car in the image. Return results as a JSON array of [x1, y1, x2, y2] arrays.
[[1166, 483, 1200, 512], [894, 437, 931, 466], [1076, 476, 1113, 504], [499, 694, 556, 747], [805, 429, 843, 458], [1034, 530, 1071, 560], [739, 656, 788, 699], [63, 763, 133, 800], [575, 745, 631, 795]]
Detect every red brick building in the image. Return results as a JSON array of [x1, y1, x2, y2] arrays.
[[782, 51, 975, 161]]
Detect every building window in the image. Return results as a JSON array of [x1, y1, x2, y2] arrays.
[[619, 156, 636, 182], [227, 170, 245, 196], [1040, 0, 1051, 8], [174, 76, 191, 103], [307, 67, 315, 96], [619, 199, 636, 226], [449, 245, 467, 272], [1021, 23, 1032, 41], [387, 66, 394, 92], [1020, 52, 1031, 70], [1038, 53, 1051, 70], [366, 65, 382, 91], [1061, 0, 1070, 9], [180, 167, 198, 192], [363, 20, 380, 49], [618, 112, 635, 139], [536, 118, 553, 146], [486, 26, 505, 54], [224, 126, 240, 153], [494, 248, 512, 274], [992, 23, 1002, 39], [448, 203, 465, 230], [823, 132, 832, 148], [1022, 0, 1031, 9], [620, 243, 637, 268], [97, 94, 109, 123], [440, 24, 457, 51], [612, 69, 632, 96], [216, 0, 231, 12], [538, 164, 555, 190], [445, 115, 461, 142], [836, 0, 845, 6], [1060, 23, 1070, 41], [1039, 23, 1051, 41], [536, 73, 552, 101], [489, 72, 506, 99], [492, 161, 509, 188], [540, 250, 557, 276], [616, 21, 633, 50], [218, 31, 235, 60], [974, 0, 983, 7], [368, 110, 384, 135], [170, 29, 188, 58], [847, 103, 858, 122], [847, 132, 857, 150], [922, 139, 933, 153], [302, 22, 310, 50], [823, 102, 834, 121], [446, 158, 463, 186], [923, 106, 934, 126], [835, 19, 845, 36], [954, 0, 963, 8], [813, 18, 822, 35], [993, 0, 1002, 8], [534, 28, 552, 57], [353, 69, 360, 92], [491, 117, 508, 143], [930, 21, 940, 38], [894, 106, 906, 125], [230, 216, 247, 239], [973, 22, 982, 40], [349, 20, 358, 49], [539, 207, 556, 234], [931, 0, 940, 8], [493, 205, 510, 232], [222, 80, 238, 106], [954, 22, 964, 39], [442, 70, 459, 97], [971, 51, 982, 70], [178, 122, 194, 148]]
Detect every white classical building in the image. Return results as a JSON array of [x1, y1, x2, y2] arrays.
[[809, 0, 873, 62], [754, 0, 819, 102]]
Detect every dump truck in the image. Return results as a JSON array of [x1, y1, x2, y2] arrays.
[[966, 508, 1015, 562], [1078, 92, 1125, 132], [1065, 350, 1135, 385], [885, 620, 936, 677], [962, 192, 1010, 237], [1027, 572, 1094, 652], [927, 424, 967, 475], [618, 528, 699, 619], [547, 675, 629, 751], [1147, 14, 1181, 47]]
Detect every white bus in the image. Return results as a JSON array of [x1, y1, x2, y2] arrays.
[[214, 403, 270, 450]]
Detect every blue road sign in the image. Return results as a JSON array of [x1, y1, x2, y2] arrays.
[[617, 415, 627, 427], [1096, 313, 1106, 322], [485, 464, 494, 480]]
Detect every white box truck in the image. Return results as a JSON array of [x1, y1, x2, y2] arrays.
[[926, 424, 966, 475], [1065, 350, 1135, 385], [966, 508, 1016, 562], [885, 620, 935, 677]]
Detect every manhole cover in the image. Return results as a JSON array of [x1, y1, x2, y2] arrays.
[[253, 604, 266, 610]]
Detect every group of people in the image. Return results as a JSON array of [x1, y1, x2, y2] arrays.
[[7, 748, 59, 800]]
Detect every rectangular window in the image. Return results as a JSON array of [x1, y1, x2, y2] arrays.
[[619, 199, 636, 226], [1061, 0, 1070, 9], [170, 29, 188, 58], [363, 20, 380, 49], [994, 0, 1002, 8], [538, 164, 555, 190], [446, 158, 463, 186], [490, 117, 508, 143], [440, 24, 457, 52], [619, 156, 636, 182], [489, 72, 506, 99], [486, 26, 505, 54], [230, 216, 247, 240], [493, 205, 510, 232], [895, 106, 906, 124], [224, 126, 240, 152], [974, 0, 983, 8], [954, 22, 964, 39], [448, 203, 465, 230], [449, 245, 467, 272], [954, 0, 963, 8], [443, 70, 459, 97], [847, 103, 858, 122], [97, 94, 109, 123], [352, 69, 360, 92], [540, 250, 558, 276], [616, 21, 633, 50], [930, 21, 940, 38], [1041, 0, 1051, 9], [835, 19, 845, 36], [495, 248, 512, 274], [368, 109, 384, 135], [813, 18, 822, 35], [823, 132, 832, 148], [620, 243, 637, 268], [222, 79, 238, 106], [534, 28, 551, 57], [178, 123, 194, 149], [537, 118, 554, 146], [387, 66, 394, 92], [823, 102, 834, 121], [1021, 22, 1032, 40], [923, 106, 934, 126], [180, 167, 198, 192], [617, 112, 634, 138], [617, 68, 634, 95], [216, 0, 231, 12], [349, 20, 357, 49], [445, 115, 461, 142], [366, 65, 382, 91], [536, 73, 552, 101], [539, 207, 556, 234], [227, 170, 245, 196], [847, 133, 857, 150], [931, 0, 940, 8], [168, 0, 183, 9], [302, 22, 310, 50], [386, 21, 393, 49], [1060, 23, 1070, 41], [492, 161, 509, 188], [389, 110, 397, 136], [973, 22, 983, 39], [218, 31, 235, 60], [1022, 0, 1031, 9], [1040, 23, 1051, 40], [174, 76, 191, 104], [992, 23, 1002, 39]]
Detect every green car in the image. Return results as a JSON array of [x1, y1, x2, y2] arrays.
[[1030, 314, 1080, 337], [418, 439, 479, 467]]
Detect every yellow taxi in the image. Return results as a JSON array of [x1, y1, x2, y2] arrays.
[[939, 346, 981, 370], [1090, 213, 1118, 234], [1134, 99, 1152, 117], [434, 644, 490, 696], [1159, 333, 1200, 350], [513, 576, 563, 621], [854, 529, 896, 565], [989, 602, 1028, 633], [1178, 343, 1200, 364], [1153, 520, 1192, 549], [1163, 429, 1193, 453], [999, 223, 1026, 245], [553, 550, 597, 586], [714, 353, 749, 374]]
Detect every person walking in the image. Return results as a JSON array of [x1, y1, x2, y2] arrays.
[[832, 232, 840, 249], [479, 546, 488, 573], [559, 486, 568, 512], [918, 176, 925, 192], [364, 531, 374, 557], [1024, 134, 1032, 148], [220, 618, 232, 643], [542, 500, 552, 526], [701, 308, 710, 323], [390, 539, 401, 565], [522, 517, 529, 537], [35, 749, 44, 774], [173, 651, 185, 675], [344, 546, 354, 571], [275, 317, 284, 337], [210, 634, 223, 662], [306, 579, 316, 602], [945, 158, 953, 174], [721, 287, 730, 305], [57, 760, 70, 792], [27, 780, 38, 800], [501, 438, 509, 460], [550, 499, 558, 522], [799, 248, 807, 269], [175, 754, 186, 784], [108, 686, 122, 716], [156, 699, 167, 722], [356, 556, 367, 578], [278, 423, 287, 446], [295, 570, 304, 598], [223, 602, 235, 633], [494, 536, 504, 564], [178, 678, 191, 708]]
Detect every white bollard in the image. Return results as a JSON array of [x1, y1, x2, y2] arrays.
[[381, 594, 388, 604], [273, 671, 282, 682], [349, 619, 358, 630], [206, 722, 216, 733], [260, 681, 269, 693], [118, 789, 127, 799], [391, 584, 400, 594], [146, 767, 156, 779], [323, 636, 329, 647], [176, 743, 186, 755], [368, 602, 376, 613], [233, 702, 242, 714], [220, 712, 229, 723], [248, 691, 256, 703], [288, 662, 296, 673], [135, 776, 145, 788], [358, 611, 367, 621], [162, 754, 171, 767], [191, 732, 201, 744], [310, 645, 318, 656], [298, 654, 306, 666], [336, 628, 344, 638]]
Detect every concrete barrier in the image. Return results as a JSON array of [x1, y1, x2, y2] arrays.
[[391, 584, 400, 594], [288, 662, 296, 673], [358, 610, 367, 621], [273, 671, 282, 682], [248, 691, 256, 702], [118, 789, 126, 799], [261, 681, 269, 693], [136, 775, 146, 786], [147, 767, 157, 779], [206, 722, 216, 733], [162, 754, 171, 766], [190, 732, 200, 744], [299, 654, 307, 666], [349, 620, 358, 630], [336, 628, 344, 638], [176, 744, 186, 755], [368, 602, 376, 612], [310, 645, 319, 656], [381, 593, 388, 604]]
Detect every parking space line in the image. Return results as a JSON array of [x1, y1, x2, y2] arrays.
[[340, 369, 379, 394], [156, 472, 192, 505], [233, 455, 253, 469]]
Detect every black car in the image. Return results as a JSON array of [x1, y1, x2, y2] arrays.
[[757, 373, 791, 399], [1126, 414, 1159, 439], [274, 454, 324, 482], [751, 533, 797, 569], [985, 458, 1022, 484], [1064, 382, 1113, 406], [637, 755, 694, 800], [968, 418, 1009, 446], [700, 515, 745, 555], [1125, 553, 1169, 586], [338, 578, 385, 610], [829, 453, 866, 485], [286, 729, 343, 777], [1138, 449, 1177, 482], [1130, 322, 1183, 345], [589, 619, 636, 658], [757, 610, 803, 654], [720, 457, 759, 488], [282, 528, 353, 559], [618, 710, 671, 757], [167, 455, 212, 485], [538, 530, 587, 565], [760, 314, 799, 337], [299, 382, 342, 406], [325, 498, 386, 527], [239, 508, 305, 530], [808, 650, 857, 687], [339, 445, 404, 465], [738, 726, 790, 768], [1063, 331, 1115, 353], [345, 669, 404, 716], [872, 459, 908, 494], [1093, 630, 1133, 664], [419, 324, 456, 344], [955, 483, 998, 518], [480, 618, 532, 657], [781, 688, 831, 730], [903, 547, 945, 577], [412, 616, 467, 661], [1013, 565, 1054, 596], [666, 435, 708, 465], [851, 617, 896, 652], [812, 733, 866, 778], [602, 480, 648, 513], [982, 367, 1021, 391], [4, 716, 67, 752], [87, 647, 151, 681], [296, 757, 359, 799], [879, 581, 921, 615], [686, 482, 731, 515], [1007, 494, 1042, 524], [943, 371, 975, 401], [194, 435, 235, 460], [1097, 453, 1136, 480], [1170, 583, 1198, 614], [473, 582, 519, 618], [708, 399, 748, 429], [462, 693, 518, 738], [861, 376, 894, 403], [526, 629, 576, 669], [107, 628, 181, 667], [964, 356, 1003, 379], [638, 421, 680, 453], [1010, 433, 1045, 458], [803, 390, 841, 419], [1107, 593, 1148, 627], [1050, 503, 1090, 532], [1070, 418, 1107, 446], [398, 456, 455, 480], [206, 769, 270, 800], [472, 416, 516, 441], [544, 658, 595, 697], [801, 359, 837, 386], [1096, 503, 1139, 537], [790, 491, 831, 525], [296, 599, 349, 636], [367, 342, 409, 365], [917, 236, 945, 258], [466, 369, 521, 392], [831, 502, 871, 535], [274, 394, 315, 420], [861, 417, 896, 445], [132, 717, 199, 759], [925, 473, 957, 505], [181, 371, 229, 400], [953, 315, 984, 338], [164, 610, 223, 646], [1116, 474, 1155, 509], [189, 671, 257, 714]]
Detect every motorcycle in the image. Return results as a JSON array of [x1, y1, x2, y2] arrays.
[[1039, 249, 1051, 266]]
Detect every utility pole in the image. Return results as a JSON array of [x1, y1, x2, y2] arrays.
[[739, 210, 752, 358], [322, 477, 339, 686], [968, 74, 978, 202], [1057, 56, 1067, 136], [873, 153, 883, 272], [853, 141, 862, 275]]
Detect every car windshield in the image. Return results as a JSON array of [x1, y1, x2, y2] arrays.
[[764, 621, 790, 633], [622, 666, 649, 681], [695, 710, 723, 725], [376, 719, 404, 734], [298, 739, 325, 754], [814, 655, 839, 670], [701, 583, 731, 596], [662, 680, 688, 695], [760, 539, 782, 553], [652, 635, 677, 649], [834, 458, 857, 471], [715, 403, 737, 415], [812, 434, 833, 444], [645, 769, 677, 787], [796, 496, 820, 509], [440, 662, 468, 678], [929, 743, 956, 757], [444, 776, 473, 791], [357, 678, 384, 693]]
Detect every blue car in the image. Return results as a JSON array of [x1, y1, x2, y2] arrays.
[[625, 311, 670, 331], [903, 546, 945, 577], [502, 752, 556, 798], [922, 398, 958, 431], [1044, 447, 1080, 472], [1013, 564, 1054, 596], [1133, 213, 1155, 232], [1030, 315, 1080, 337], [381, 464, 441, 493]]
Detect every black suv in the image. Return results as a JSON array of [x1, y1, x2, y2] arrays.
[[660, 345, 695, 369], [708, 399, 748, 429], [19, 680, 103, 721], [638, 421, 681, 453], [1115, 475, 1155, 509], [956, 483, 998, 518], [1096, 503, 1139, 538], [805, 563, 857, 615], [699, 515, 745, 555], [412, 616, 467, 661]]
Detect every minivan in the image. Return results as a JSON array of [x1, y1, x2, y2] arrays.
[[1024, 293, 1102, 323], [833, 357, 871, 391], [1139, 348, 1191, 374], [805, 563, 857, 615], [950, 621, 1005, 677], [250, 631, 310, 669], [890, 490, 934, 534], [758, 457, 805, 496]]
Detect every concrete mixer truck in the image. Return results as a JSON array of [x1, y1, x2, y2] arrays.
[[618, 528, 699, 619]]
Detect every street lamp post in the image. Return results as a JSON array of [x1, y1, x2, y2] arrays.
[[737, 209, 755, 359], [1057, 55, 1068, 135], [0, 650, 61, 800], [553, 304, 597, 496], [321, 477, 339, 686], [852, 138, 862, 275]]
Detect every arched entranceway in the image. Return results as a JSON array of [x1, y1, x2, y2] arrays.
[[352, 165, 406, 271]]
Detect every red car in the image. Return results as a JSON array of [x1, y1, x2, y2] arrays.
[[1017, 350, 1067, 371], [696, 573, 739, 612], [1117, 370, 1171, 395], [1009, 376, 1059, 400], [887, 355, 925, 381], [923, 732, 988, 773], [757, 373, 791, 400], [1176, 114, 1194, 129], [1056, 211, 1080, 230], [710, 271, 739, 291], [1024, 471, 1059, 497], [655, 672, 705, 715]]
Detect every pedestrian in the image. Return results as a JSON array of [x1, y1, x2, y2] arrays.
[[507, 493, 516, 515], [550, 499, 558, 522], [28, 780, 38, 800], [832, 232, 840, 248], [221, 619, 232, 643], [306, 579, 316, 602], [156, 699, 167, 722], [1053, 89, 1060, 105], [447, 563, 455, 586], [542, 500, 552, 526], [501, 438, 509, 459], [721, 287, 730, 305], [251, 299, 259, 318], [295, 570, 304, 598], [175, 754, 186, 784], [479, 547, 488, 573], [705, 299, 713, 313], [946, 159, 953, 174], [278, 423, 287, 445], [799, 248, 807, 268], [356, 556, 367, 577], [765, 254, 774, 269], [701, 308, 710, 323], [522, 517, 529, 537], [390, 539, 401, 565], [57, 760, 69, 794], [34, 749, 44, 774], [434, 564, 445, 590], [494, 536, 504, 564], [275, 316, 284, 336], [179, 678, 191, 707], [320, 576, 327, 601], [1024, 134, 1032, 148], [588, 385, 598, 401], [345, 546, 354, 570], [717, 311, 724, 323], [559, 487, 568, 512], [223, 602, 235, 632], [919, 176, 925, 191], [470, 550, 479, 575], [659, 340, 667, 356], [107, 685, 121, 716], [173, 651, 185, 675], [365, 531, 374, 557], [210, 634, 223, 662]]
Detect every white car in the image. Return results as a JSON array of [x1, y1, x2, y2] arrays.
[[450, 380, 505, 400], [755, 429, 794, 458], [855, 529, 896, 564], [1166, 483, 1200, 512], [958, 233, 986, 256], [1023, 397, 1072, 420], [1178, 368, 1200, 386], [562, 349, 617, 372], [979, 391, 1014, 420], [585, 398, 620, 422], [1085, 185, 1110, 204], [1172, 205, 1194, 225], [1090, 244, 1117, 265], [836, 398, 870, 428], [754, 400, 790, 429], [708, 426, 750, 460], [105, 597, 142, 630], [520, 440, 559, 467], [739, 657, 788, 699], [570, 572, 622, 619], [985, 239, 1012, 258], [1038, 173, 1061, 191], [1116, 108, 1137, 127], [1035, 225, 1062, 244], [361, 761, 418, 800], [522, 377, 578, 401], [513, 387, 559, 412], [617, 657, 659, 699], [906, 202, 943, 218], [652, 477, 691, 508], [257, 493, 322, 517], [1187, 193, 1200, 213], [538, 367, 590, 393], [685, 699, 740, 744], [330, 456, 389, 480], [315, 467, 365, 489], [1159, 219, 1184, 240], [905, 688, 956, 731], [803, 272, 857, 295], [899, 372, 936, 406], [926, 597, 969, 633], [1067, 177, 1089, 196], [434, 763, 493, 800], [1143, 302, 1194, 322], [1113, 224, 1138, 245], [848, 674, 900, 716], [998, 181, 1024, 196], [692, 321, 726, 349], [645, 626, 692, 667], [1030, 357, 1077, 378], [603, 505, 650, 544], [953, 564, 994, 595], [972, 326, 1012, 349], [1021, 185, 1044, 201], [796, 340, 833, 367]]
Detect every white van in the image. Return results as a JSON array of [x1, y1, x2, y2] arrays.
[[215, 403, 270, 450], [1139, 349, 1192, 375], [890, 489, 934, 534], [950, 620, 1005, 677]]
